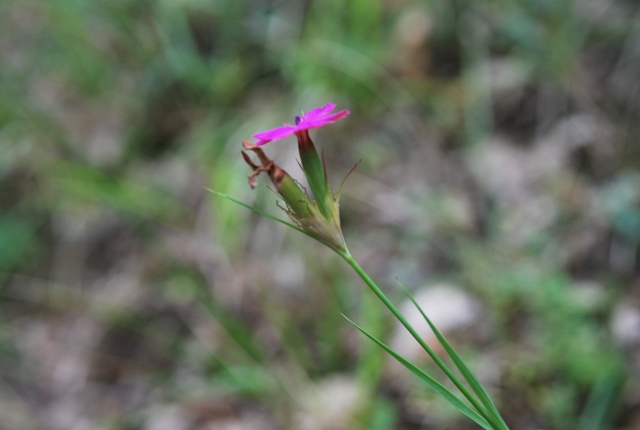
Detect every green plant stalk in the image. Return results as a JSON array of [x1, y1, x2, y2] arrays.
[[336, 248, 505, 430], [356, 278, 386, 393], [210, 191, 508, 428]]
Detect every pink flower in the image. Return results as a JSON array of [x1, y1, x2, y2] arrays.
[[252, 103, 350, 146]]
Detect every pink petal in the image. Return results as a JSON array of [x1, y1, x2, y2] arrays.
[[302, 103, 337, 122], [297, 109, 350, 129], [249, 104, 350, 146], [252, 124, 298, 141]]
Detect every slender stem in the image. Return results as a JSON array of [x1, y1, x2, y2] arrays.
[[337, 249, 502, 429]]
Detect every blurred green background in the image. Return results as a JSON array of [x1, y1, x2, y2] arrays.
[[1, 0, 640, 429]]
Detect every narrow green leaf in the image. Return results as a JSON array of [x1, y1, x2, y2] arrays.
[[397, 281, 509, 430], [577, 371, 623, 430], [343, 314, 494, 430], [207, 188, 310, 234], [208, 188, 346, 252], [340, 254, 498, 428]]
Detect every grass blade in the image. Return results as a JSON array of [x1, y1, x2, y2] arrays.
[[343, 314, 494, 430], [340, 254, 499, 428], [577, 371, 623, 430], [397, 281, 509, 429]]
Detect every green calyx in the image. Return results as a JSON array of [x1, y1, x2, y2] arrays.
[[278, 172, 345, 252], [296, 131, 333, 220], [277, 174, 316, 220]]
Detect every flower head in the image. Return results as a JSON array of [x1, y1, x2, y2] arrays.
[[252, 103, 350, 146], [241, 140, 346, 251], [241, 103, 354, 251]]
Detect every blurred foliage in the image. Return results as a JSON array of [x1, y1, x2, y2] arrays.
[[1, 0, 639, 429]]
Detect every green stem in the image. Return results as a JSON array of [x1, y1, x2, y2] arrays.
[[337, 249, 505, 430], [357, 273, 385, 392]]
